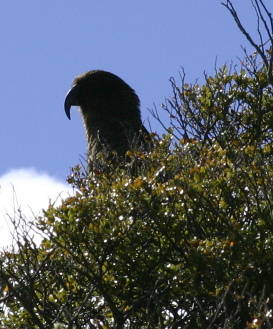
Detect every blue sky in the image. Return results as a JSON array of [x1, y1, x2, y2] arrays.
[[1, 0, 267, 179], [0, 1, 272, 245]]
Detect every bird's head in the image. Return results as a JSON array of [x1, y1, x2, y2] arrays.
[[64, 70, 140, 120]]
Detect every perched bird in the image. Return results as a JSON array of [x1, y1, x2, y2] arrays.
[[64, 70, 151, 167]]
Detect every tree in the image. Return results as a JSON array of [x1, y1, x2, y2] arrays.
[[1, 1, 273, 328]]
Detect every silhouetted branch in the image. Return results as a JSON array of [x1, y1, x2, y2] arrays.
[[222, 0, 273, 84]]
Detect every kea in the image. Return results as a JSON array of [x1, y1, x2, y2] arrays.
[[64, 70, 151, 167]]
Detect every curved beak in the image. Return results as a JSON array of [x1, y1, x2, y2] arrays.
[[64, 85, 80, 120]]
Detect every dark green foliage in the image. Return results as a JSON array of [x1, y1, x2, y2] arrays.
[[2, 49, 273, 328]]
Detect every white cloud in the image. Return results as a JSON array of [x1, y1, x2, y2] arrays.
[[0, 168, 73, 248]]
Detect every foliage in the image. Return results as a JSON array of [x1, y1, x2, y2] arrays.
[[1, 2, 273, 327], [1, 50, 273, 328]]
